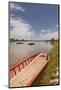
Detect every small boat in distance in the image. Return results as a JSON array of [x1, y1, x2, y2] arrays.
[[16, 42, 24, 44], [28, 34, 35, 45], [28, 42, 35, 45]]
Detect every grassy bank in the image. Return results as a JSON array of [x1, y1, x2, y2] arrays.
[[32, 40, 59, 86]]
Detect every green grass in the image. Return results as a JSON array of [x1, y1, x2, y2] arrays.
[[32, 40, 59, 86]]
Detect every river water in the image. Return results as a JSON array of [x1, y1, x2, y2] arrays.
[[10, 41, 53, 67]]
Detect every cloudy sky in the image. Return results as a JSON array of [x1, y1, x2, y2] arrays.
[[9, 2, 59, 40]]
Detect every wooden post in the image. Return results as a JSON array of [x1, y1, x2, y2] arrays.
[[28, 59, 30, 64], [22, 63, 24, 68], [18, 65, 21, 71], [25, 60, 27, 66], [14, 69, 16, 75]]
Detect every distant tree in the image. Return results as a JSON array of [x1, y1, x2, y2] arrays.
[[22, 39, 24, 41], [16, 39, 18, 41], [10, 38, 15, 42], [51, 38, 54, 44], [51, 38, 54, 41], [45, 40, 48, 43]]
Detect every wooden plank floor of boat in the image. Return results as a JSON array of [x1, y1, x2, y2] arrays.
[[10, 55, 49, 87]]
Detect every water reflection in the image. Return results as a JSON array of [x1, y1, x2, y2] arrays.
[[10, 42, 53, 67]]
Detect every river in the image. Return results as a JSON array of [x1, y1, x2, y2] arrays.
[[10, 41, 53, 67]]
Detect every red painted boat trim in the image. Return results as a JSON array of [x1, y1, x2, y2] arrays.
[[9, 53, 39, 80], [9, 52, 49, 81]]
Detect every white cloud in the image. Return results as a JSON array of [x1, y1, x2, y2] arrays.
[[41, 29, 51, 33], [10, 17, 33, 39], [56, 24, 59, 29], [41, 29, 46, 33], [10, 3, 26, 12], [10, 17, 58, 40], [39, 31, 58, 40]]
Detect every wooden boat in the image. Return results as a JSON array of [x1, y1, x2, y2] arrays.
[[16, 42, 24, 44], [28, 42, 35, 45], [9, 52, 50, 87]]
